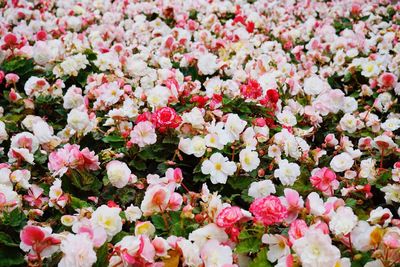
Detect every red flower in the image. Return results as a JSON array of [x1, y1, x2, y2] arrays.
[[240, 79, 262, 99], [152, 107, 182, 133]]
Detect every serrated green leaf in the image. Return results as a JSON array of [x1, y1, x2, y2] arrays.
[[249, 248, 272, 267], [0, 232, 18, 247], [235, 237, 262, 253]]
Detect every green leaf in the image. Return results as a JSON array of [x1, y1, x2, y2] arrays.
[[0, 232, 18, 247], [345, 198, 357, 208], [94, 243, 109, 267], [235, 237, 262, 253], [102, 135, 125, 143], [69, 169, 102, 192], [249, 248, 272, 267], [111, 231, 129, 244], [1, 209, 27, 230], [70, 196, 90, 209], [130, 160, 147, 171], [0, 246, 25, 267], [228, 176, 252, 190], [151, 215, 167, 231]]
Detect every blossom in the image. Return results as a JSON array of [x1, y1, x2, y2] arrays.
[[330, 153, 354, 172], [249, 196, 287, 226], [248, 180, 276, 198], [303, 75, 326, 95], [59, 234, 97, 267], [274, 159, 300, 186], [310, 167, 339, 196], [329, 206, 358, 235], [292, 229, 341, 267], [368, 207, 392, 227], [152, 107, 182, 132], [201, 152, 237, 184], [239, 148, 260, 172], [125, 204, 142, 223], [20, 225, 60, 260], [91, 205, 123, 239], [262, 234, 290, 262], [216, 206, 243, 228], [130, 121, 157, 148], [106, 160, 134, 188], [200, 240, 233, 266], [198, 53, 219, 75]]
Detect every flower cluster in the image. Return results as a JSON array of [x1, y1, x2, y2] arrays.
[[0, 0, 399, 266]]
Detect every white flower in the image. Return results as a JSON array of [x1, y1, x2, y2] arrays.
[[0, 184, 20, 211], [276, 110, 297, 126], [361, 61, 380, 77], [330, 153, 354, 172], [248, 180, 276, 198], [91, 205, 122, 239], [224, 114, 247, 142], [303, 75, 325, 95], [200, 240, 233, 267], [329, 206, 358, 235], [58, 234, 97, 267], [201, 153, 237, 184], [205, 133, 224, 150], [130, 121, 157, 148], [342, 97, 358, 113], [181, 107, 205, 129], [67, 109, 91, 134], [381, 118, 400, 132], [274, 159, 300, 186], [262, 234, 290, 263], [106, 160, 132, 188], [339, 113, 358, 133], [198, 53, 219, 75], [368, 207, 392, 227], [191, 136, 207, 157], [177, 239, 202, 267], [189, 223, 228, 248], [32, 119, 54, 144], [350, 221, 378, 252], [293, 229, 340, 267], [0, 121, 8, 143], [381, 184, 400, 204], [307, 192, 325, 216], [239, 148, 260, 172], [125, 58, 148, 77], [146, 86, 171, 109], [359, 158, 376, 181], [124, 204, 142, 223], [63, 86, 84, 109]]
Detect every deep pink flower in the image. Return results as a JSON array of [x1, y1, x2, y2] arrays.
[[240, 79, 262, 99], [152, 107, 182, 133], [249, 196, 287, 226], [310, 167, 339, 196], [216, 206, 243, 228]]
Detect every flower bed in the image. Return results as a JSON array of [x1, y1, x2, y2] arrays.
[[0, 0, 399, 266]]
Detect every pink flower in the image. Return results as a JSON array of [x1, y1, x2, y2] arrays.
[[378, 72, 397, 88], [288, 219, 308, 245], [216, 206, 243, 228], [280, 188, 304, 223], [250, 196, 287, 226], [48, 144, 99, 176], [20, 225, 60, 260], [310, 167, 339, 196]]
